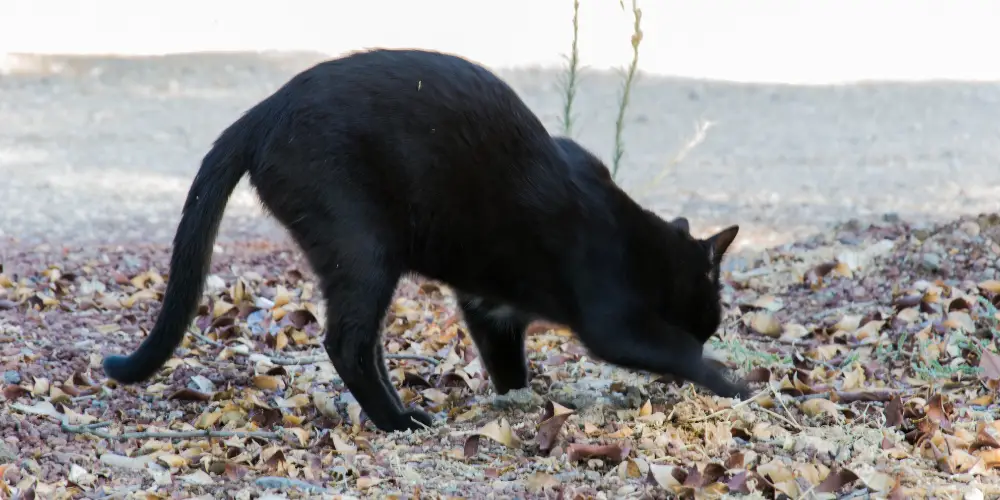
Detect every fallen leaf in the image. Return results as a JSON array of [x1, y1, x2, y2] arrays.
[[470, 418, 520, 448], [978, 349, 1000, 381], [167, 388, 213, 402], [252, 375, 285, 391], [927, 394, 953, 431], [978, 280, 1000, 294], [536, 400, 575, 454], [816, 468, 859, 493], [745, 311, 782, 337], [884, 395, 904, 428], [800, 398, 842, 420], [566, 443, 629, 463]]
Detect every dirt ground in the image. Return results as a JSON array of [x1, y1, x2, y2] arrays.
[[2, 52, 1000, 499], [2, 51, 998, 251]]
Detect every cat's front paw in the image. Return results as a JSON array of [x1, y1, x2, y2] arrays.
[[716, 378, 752, 400], [393, 409, 435, 432]]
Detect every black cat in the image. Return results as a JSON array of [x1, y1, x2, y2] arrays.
[[103, 48, 748, 432]]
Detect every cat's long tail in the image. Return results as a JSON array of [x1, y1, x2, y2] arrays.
[[102, 110, 264, 384]]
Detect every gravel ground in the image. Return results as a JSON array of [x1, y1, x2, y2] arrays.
[[1, 51, 999, 251]]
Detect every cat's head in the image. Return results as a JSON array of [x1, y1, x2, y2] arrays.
[[660, 217, 739, 344]]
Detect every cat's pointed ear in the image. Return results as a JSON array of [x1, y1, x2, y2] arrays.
[[704, 225, 739, 262], [670, 217, 690, 233]]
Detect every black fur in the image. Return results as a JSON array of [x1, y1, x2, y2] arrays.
[[102, 48, 747, 432]]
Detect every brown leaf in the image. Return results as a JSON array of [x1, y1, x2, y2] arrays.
[[536, 401, 575, 454], [725, 452, 745, 470], [927, 394, 953, 431], [970, 422, 1000, 452], [744, 367, 772, 383], [284, 309, 317, 328], [978, 349, 1000, 381], [816, 468, 859, 493], [805, 262, 836, 289], [566, 443, 629, 464], [2, 385, 28, 400], [167, 388, 213, 402], [726, 470, 750, 494], [463, 435, 481, 458], [884, 395, 904, 428]]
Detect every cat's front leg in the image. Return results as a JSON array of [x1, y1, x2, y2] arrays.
[[575, 319, 749, 399]]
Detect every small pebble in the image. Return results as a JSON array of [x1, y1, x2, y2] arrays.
[[3, 370, 21, 384], [921, 253, 942, 272]]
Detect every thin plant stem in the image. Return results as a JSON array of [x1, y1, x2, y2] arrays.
[[611, 0, 643, 180]]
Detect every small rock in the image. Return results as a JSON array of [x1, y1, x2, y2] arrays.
[[959, 221, 981, 238], [963, 487, 984, 500], [921, 253, 942, 272], [3, 371, 21, 384], [490, 387, 544, 411]]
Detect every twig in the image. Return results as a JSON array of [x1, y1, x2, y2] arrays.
[[190, 330, 223, 348], [792, 388, 913, 403], [255, 476, 331, 493], [680, 388, 767, 423], [61, 420, 283, 442], [635, 120, 714, 201], [269, 353, 440, 366], [767, 385, 803, 430]]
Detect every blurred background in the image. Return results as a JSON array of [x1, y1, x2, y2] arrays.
[[2, 0, 999, 250]]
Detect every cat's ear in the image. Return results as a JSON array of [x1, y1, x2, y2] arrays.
[[704, 225, 739, 262], [670, 217, 690, 233]]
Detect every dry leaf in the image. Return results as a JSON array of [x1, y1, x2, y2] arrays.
[[978, 349, 1000, 381], [745, 311, 782, 337], [252, 375, 285, 391], [978, 280, 1000, 294], [566, 443, 629, 463], [536, 400, 575, 454]]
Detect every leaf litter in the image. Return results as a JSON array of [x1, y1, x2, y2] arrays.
[[1, 214, 999, 498]]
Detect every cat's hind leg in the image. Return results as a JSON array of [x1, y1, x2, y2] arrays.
[[304, 235, 433, 432], [456, 292, 531, 394]]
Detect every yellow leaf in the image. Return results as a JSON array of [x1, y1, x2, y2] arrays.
[[122, 289, 157, 308], [758, 458, 794, 483], [422, 388, 450, 405], [801, 399, 842, 420], [252, 375, 285, 391], [333, 433, 358, 455], [833, 314, 862, 333], [212, 300, 235, 318], [275, 393, 310, 409], [272, 308, 288, 321], [745, 311, 782, 337], [286, 427, 310, 447], [282, 414, 305, 426], [194, 409, 223, 429], [638, 399, 652, 417], [31, 377, 50, 397], [648, 464, 684, 492], [842, 365, 866, 390], [978, 280, 1000, 294], [475, 418, 521, 448], [274, 286, 291, 308], [156, 454, 189, 469], [49, 386, 72, 404], [313, 392, 339, 419], [779, 323, 809, 342], [357, 476, 383, 490]]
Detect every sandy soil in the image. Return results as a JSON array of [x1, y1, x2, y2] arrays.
[[1, 51, 999, 252]]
